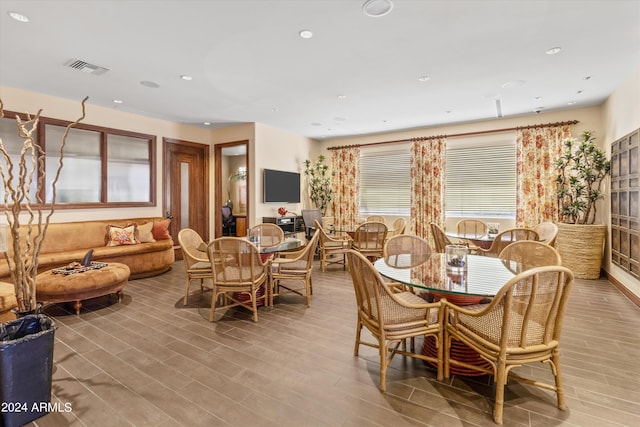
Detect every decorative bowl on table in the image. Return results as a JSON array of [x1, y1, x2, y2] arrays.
[[278, 207, 288, 216]]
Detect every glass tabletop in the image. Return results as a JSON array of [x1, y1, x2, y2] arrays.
[[374, 253, 525, 297], [445, 231, 495, 242]]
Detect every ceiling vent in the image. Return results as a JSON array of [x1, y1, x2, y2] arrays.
[[64, 59, 109, 75]]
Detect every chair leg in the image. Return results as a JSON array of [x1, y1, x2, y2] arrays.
[[251, 289, 258, 322], [443, 331, 451, 379], [354, 320, 363, 356], [183, 277, 191, 305], [493, 360, 507, 425], [551, 350, 567, 410], [209, 289, 218, 322], [379, 342, 388, 392]]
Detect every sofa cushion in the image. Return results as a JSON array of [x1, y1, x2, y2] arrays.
[[137, 222, 156, 243], [152, 219, 171, 240], [106, 224, 138, 246]]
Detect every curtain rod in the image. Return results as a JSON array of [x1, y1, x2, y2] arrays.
[[327, 120, 579, 151]]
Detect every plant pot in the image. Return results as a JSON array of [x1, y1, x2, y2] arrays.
[[555, 223, 606, 279], [0, 314, 57, 427]]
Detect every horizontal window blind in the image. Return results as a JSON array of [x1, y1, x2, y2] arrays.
[[445, 144, 516, 217], [359, 150, 411, 215]]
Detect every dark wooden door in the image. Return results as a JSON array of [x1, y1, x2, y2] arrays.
[[163, 138, 209, 258]]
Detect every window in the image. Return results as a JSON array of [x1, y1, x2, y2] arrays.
[[359, 147, 411, 216], [445, 139, 516, 218], [0, 112, 155, 208]]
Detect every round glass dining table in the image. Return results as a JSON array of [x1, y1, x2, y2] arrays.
[[374, 252, 526, 376], [374, 253, 523, 301]]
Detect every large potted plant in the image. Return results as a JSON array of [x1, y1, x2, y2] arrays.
[[0, 97, 86, 426], [303, 155, 334, 216], [555, 130, 611, 279]]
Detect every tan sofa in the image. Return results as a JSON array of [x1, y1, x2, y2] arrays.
[[0, 217, 175, 283]]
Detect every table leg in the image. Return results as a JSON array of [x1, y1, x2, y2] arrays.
[[73, 300, 82, 315]]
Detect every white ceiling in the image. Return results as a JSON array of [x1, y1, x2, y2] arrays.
[[1, 0, 639, 140]]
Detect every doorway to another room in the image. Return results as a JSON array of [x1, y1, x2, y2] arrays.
[[215, 141, 249, 238]]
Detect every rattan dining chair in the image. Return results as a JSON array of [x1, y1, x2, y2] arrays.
[[456, 219, 488, 239], [383, 234, 431, 268], [430, 223, 460, 253], [477, 228, 539, 257], [269, 229, 319, 307], [366, 215, 386, 224], [498, 240, 562, 268], [207, 237, 269, 322], [347, 249, 444, 392], [534, 221, 559, 247], [382, 234, 432, 294], [385, 217, 407, 242], [315, 220, 352, 272], [250, 223, 285, 248], [456, 219, 489, 252], [178, 228, 212, 305], [443, 265, 574, 425], [352, 221, 388, 260]]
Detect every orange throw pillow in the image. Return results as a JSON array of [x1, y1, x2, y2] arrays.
[[152, 219, 171, 240]]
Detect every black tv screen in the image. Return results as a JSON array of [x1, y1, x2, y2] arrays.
[[263, 169, 301, 203]]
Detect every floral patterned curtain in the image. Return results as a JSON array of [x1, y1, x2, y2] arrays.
[[516, 125, 572, 227], [331, 146, 360, 231], [411, 138, 445, 242]]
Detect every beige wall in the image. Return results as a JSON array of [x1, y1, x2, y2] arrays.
[[0, 85, 211, 223], [253, 122, 314, 225], [602, 68, 640, 297]]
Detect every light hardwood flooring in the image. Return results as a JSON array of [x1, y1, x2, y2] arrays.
[[27, 260, 640, 427]]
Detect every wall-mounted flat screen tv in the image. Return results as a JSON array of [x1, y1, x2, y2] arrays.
[[263, 169, 301, 203]]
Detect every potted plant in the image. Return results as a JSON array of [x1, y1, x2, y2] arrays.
[[225, 169, 246, 210], [303, 155, 334, 216], [555, 130, 611, 278], [0, 97, 86, 426]]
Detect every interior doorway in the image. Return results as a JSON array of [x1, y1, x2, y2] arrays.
[[163, 138, 210, 258], [215, 141, 248, 238]]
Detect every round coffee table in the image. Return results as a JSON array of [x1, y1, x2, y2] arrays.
[[37, 263, 130, 315]]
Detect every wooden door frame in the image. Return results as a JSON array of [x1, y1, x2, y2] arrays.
[[163, 138, 210, 245], [215, 140, 249, 238]]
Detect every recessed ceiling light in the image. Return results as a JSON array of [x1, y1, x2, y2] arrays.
[[534, 96, 543, 101], [567, 101, 577, 105], [140, 80, 160, 88], [299, 30, 313, 39], [337, 95, 347, 99], [583, 75, 592, 80], [418, 76, 430, 82], [8, 11, 29, 22], [203, 122, 211, 126], [501, 80, 526, 89], [576, 90, 584, 94], [444, 110, 452, 114], [113, 99, 123, 104], [545, 46, 562, 55], [180, 75, 193, 81], [363, 0, 394, 17], [271, 108, 278, 112]]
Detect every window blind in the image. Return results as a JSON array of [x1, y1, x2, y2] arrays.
[[359, 150, 411, 215], [445, 144, 516, 217]]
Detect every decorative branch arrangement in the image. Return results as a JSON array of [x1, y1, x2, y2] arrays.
[[0, 97, 88, 312], [555, 130, 611, 224], [304, 155, 334, 216]]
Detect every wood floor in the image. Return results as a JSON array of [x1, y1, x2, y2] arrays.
[[29, 260, 640, 427]]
